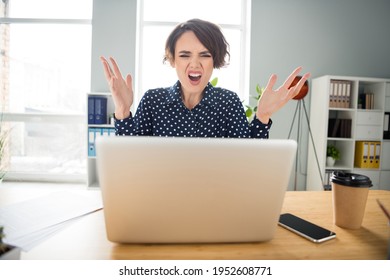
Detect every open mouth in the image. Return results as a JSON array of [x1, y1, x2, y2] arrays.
[[188, 73, 201, 82]]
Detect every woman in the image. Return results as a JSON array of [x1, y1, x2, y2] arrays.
[[100, 18, 309, 138]]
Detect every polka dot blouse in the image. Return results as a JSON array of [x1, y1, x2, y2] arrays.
[[115, 81, 272, 138]]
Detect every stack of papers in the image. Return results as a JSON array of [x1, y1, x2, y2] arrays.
[[0, 191, 103, 251]]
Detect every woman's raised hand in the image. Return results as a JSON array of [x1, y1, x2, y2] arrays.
[[256, 67, 310, 124], [100, 56, 133, 119]]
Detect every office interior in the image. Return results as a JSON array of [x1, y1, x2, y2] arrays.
[[0, 0, 389, 190], [1, 0, 390, 261], [0, 0, 390, 182], [94, 0, 390, 191]]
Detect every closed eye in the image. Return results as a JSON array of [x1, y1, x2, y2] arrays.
[[178, 51, 191, 58], [178, 50, 211, 58], [200, 51, 212, 57]]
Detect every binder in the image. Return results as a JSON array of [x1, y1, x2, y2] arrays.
[[328, 118, 351, 138], [354, 141, 370, 168], [373, 142, 381, 169], [368, 142, 375, 168], [102, 128, 116, 136], [342, 119, 352, 138], [88, 96, 95, 124], [384, 112, 390, 139], [363, 93, 374, 110], [345, 82, 351, 108], [341, 82, 346, 108], [366, 93, 370, 109], [336, 81, 342, 108], [358, 93, 366, 109], [328, 118, 336, 137], [88, 128, 96, 157], [109, 128, 116, 136], [331, 119, 340, 137], [329, 82, 336, 107], [88, 127, 116, 157], [102, 128, 110, 137], [94, 97, 107, 124], [95, 128, 103, 144]]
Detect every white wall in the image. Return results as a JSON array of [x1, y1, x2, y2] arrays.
[[91, 0, 390, 190], [90, 0, 137, 92], [250, 0, 390, 190]]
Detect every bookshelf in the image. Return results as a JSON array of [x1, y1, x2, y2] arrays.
[[306, 75, 390, 191], [87, 92, 115, 188]]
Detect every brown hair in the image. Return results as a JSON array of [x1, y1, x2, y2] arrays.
[[163, 19, 230, 69]]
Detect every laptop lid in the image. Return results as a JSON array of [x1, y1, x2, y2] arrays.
[[96, 137, 297, 243]]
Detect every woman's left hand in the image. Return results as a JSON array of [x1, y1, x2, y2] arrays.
[[256, 67, 310, 124]]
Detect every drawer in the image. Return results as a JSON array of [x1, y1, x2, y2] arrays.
[[356, 111, 383, 125], [355, 125, 382, 139]]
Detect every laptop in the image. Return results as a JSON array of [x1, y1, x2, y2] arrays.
[[96, 136, 297, 243]]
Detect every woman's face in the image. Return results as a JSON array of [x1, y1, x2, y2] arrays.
[[171, 31, 214, 96]]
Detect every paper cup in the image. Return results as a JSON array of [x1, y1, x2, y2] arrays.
[[331, 171, 372, 229]]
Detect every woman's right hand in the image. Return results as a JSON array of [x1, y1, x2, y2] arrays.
[[100, 56, 133, 119]]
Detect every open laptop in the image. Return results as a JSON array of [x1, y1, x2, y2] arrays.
[[96, 136, 297, 243]]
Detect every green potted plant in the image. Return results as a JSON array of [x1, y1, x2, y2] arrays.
[[0, 225, 21, 260], [326, 144, 340, 167], [209, 77, 263, 122], [244, 84, 264, 121]]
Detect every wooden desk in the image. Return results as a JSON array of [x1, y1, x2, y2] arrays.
[[1, 186, 389, 260]]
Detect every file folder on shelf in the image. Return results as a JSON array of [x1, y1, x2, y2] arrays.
[[87, 128, 116, 157], [354, 141, 381, 169], [384, 112, 390, 139], [88, 128, 96, 157], [373, 142, 381, 169], [345, 82, 351, 108], [327, 118, 352, 138], [368, 142, 375, 168], [329, 82, 336, 107], [94, 97, 108, 124], [88, 97, 95, 124], [329, 80, 352, 108], [354, 141, 370, 168], [88, 96, 108, 125]]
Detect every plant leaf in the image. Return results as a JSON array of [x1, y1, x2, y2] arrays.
[[245, 108, 253, 118], [210, 77, 218, 87], [256, 84, 263, 100], [256, 84, 261, 94]]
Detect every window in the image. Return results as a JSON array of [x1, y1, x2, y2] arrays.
[[0, 0, 92, 182], [136, 0, 251, 107]]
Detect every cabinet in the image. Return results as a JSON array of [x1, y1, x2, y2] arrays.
[[306, 75, 390, 191], [87, 92, 115, 188]]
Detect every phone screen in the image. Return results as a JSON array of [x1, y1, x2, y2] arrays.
[[279, 213, 336, 243]]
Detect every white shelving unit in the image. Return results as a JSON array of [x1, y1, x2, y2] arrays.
[[306, 75, 390, 191], [87, 92, 115, 188]]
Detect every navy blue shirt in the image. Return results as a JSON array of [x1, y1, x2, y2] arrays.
[[115, 81, 272, 138]]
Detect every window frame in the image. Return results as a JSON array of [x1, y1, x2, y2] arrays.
[[135, 0, 251, 108], [0, 15, 91, 183]]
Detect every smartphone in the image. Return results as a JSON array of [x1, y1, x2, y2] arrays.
[[279, 213, 336, 243]]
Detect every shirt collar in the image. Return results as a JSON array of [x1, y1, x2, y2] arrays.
[[165, 81, 182, 104], [165, 81, 219, 108]]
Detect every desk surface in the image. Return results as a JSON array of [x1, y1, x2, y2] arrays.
[[1, 185, 389, 260]]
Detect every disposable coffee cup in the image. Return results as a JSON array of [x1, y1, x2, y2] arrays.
[[331, 171, 372, 229]]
